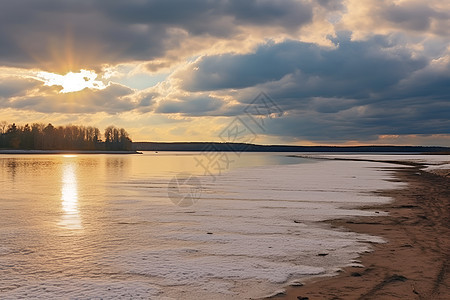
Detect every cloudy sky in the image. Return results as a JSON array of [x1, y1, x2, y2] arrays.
[[1, 0, 449, 145]]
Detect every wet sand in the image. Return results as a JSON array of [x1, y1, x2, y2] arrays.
[[276, 163, 449, 299]]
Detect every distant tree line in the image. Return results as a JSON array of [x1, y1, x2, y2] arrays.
[[0, 121, 132, 151], [132, 142, 450, 153]]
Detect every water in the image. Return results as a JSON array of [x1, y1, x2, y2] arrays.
[[0, 152, 403, 299]]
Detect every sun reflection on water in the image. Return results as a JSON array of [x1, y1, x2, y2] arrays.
[[59, 161, 82, 230]]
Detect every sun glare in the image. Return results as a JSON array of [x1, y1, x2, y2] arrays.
[[36, 69, 107, 93], [60, 162, 82, 230]]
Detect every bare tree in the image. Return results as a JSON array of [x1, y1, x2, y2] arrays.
[[0, 121, 7, 134]]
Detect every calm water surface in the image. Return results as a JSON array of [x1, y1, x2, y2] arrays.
[[0, 152, 303, 230]]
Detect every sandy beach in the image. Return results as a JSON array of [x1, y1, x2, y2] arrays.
[[277, 163, 450, 300]]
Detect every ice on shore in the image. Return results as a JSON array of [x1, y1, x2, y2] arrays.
[[425, 163, 450, 170], [297, 153, 450, 177], [108, 160, 402, 298], [297, 154, 449, 166]]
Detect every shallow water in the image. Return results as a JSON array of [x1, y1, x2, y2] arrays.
[[0, 152, 403, 299]]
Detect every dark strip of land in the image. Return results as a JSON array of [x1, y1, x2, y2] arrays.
[[133, 142, 450, 153], [274, 163, 450, 300]]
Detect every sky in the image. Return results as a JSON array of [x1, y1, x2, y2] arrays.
[[0, 0, 449, 146]]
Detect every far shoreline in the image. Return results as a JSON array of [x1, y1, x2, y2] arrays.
[[0, 150, 142, 155]]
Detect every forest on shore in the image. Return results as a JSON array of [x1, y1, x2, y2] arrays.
[[0, 122, 132, 151]]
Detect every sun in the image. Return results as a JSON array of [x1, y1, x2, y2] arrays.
[[36, 69, 107, 93]]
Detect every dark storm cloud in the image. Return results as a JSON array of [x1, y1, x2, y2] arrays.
[[175, 33, 449, 140], [317, 0, 345, 11], [0, 77, 41, 98], [0, 0, 313, 70], [381, 2, 450, 34], [388, 59, 450, 99], [155, 95, 224, 115], [258, 96, 450, 142], [180, 33, 427, 98], [339, 1, 450, 37], [104, 0, 312, 34], [258, 75, 450, 141], [0, 1, 173, 70]]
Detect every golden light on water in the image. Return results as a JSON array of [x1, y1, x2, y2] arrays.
[[60, 162, 82, 230]]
